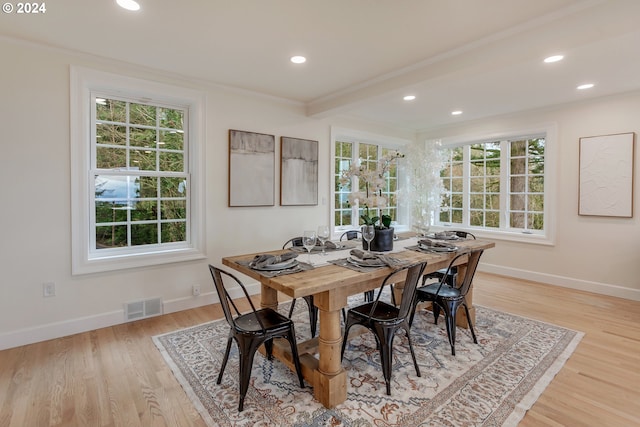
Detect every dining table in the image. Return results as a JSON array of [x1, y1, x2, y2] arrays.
[[221, 233, 495, 408]]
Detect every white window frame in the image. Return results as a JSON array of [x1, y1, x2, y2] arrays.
[[437, 125, 557, 245], [330, 127, 410, 239], [70, 67, 206, 274]]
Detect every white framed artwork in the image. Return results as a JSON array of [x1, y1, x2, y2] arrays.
[[280, 136, 318, 206], [228, 129, 275, 207], [578, 132, 635, 217]]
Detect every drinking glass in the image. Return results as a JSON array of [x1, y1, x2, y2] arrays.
[[303, 230, 316, 264], [317, 225, 330, 255], [362, 225, 375, 252]]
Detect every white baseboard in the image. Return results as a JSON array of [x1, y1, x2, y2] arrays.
[[0, 309, 124, 351], [1, 271, 635, 351], [478, 264, 640, 301], [0, 282, 261, 351]]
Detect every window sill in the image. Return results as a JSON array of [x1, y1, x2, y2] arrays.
[[72, 247, 206, 275]]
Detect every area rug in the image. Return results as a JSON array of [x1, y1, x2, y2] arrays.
[[153, 300, 582, 427]]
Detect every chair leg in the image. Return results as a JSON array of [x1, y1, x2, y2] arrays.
[[375, 324, 395, 396], [403, 323, 421, 377], [340, 317, 355, 361], [287, 298, 297, 318], [302, 296, 318, 338], [286, 326, 305, 388], [441, 301, 458, 356], [217, 336, 233, 384], [264, 338, 273, 360], [463, 303, 478, 344], [236, 338, 262, 412], [432, 302, 441, 324]]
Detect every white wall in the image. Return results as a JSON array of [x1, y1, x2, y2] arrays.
[[418, 92, 640, 300], [1, 36, 638, 350], [0, 38, 414, 349]]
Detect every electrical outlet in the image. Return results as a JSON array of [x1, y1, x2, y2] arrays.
[[192, 284, 201, 297], [43, 282, 56, 297]]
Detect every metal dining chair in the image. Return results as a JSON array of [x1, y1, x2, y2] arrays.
[[209, 265, 305, 412], [341, 261, 427, 395], [339, 229, 361, 241], [339, 229, 376, 301], [282, 237, 318, 337], [424, 231, 476, 286], [410, 249, 484, 356]]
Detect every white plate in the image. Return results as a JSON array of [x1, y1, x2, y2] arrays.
[[251, 259, 298, 271], [347, 257, 385, 267]]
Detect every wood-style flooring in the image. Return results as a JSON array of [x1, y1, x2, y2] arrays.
[[0, 272, 638, 426]]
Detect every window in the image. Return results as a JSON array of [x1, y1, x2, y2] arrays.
[[438, 132, 553, 243], [71, 67, 205, 274], [331, 129, 407, 237]]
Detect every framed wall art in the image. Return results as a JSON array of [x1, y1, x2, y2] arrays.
[[228, 129, 275, 207], [578, 132, 635, 217], [280, 136, 318, 206]]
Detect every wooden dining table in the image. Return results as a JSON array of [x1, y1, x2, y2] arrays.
[[222, 234, 494, 408]]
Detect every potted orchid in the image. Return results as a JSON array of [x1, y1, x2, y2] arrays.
[[340, 150, 404, 251]]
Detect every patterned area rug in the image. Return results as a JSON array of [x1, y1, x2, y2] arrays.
[[153, 299, 582, 427]]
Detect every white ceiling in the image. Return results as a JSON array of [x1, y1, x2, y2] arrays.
[[2, 0, 639, 131]]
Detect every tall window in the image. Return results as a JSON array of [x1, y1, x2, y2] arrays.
[[332, 137, 402, 235], [93, 97, 188, 249], [439, 135, 547, 238], [71, 67, 205, 274]]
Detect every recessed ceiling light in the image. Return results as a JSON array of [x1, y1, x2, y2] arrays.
[[403, 95, 416, 101], [116, 0, 140, 10], [451, 110, 463, 116], [577, 83, 594, 90], [544, 55, 564, 63], [290, 56, 306, 64]]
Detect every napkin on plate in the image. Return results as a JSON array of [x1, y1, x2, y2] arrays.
[[349, 249, 403, 267], [418, 238, 456, 249], [251, 252, 298, 268], [317, 240, 339, 249], [434, 231, 458, 240]]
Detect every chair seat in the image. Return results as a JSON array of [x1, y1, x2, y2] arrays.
[[235, 309, 292, 333], [349, 301, 401, 323], [418, 282, 461, 299]]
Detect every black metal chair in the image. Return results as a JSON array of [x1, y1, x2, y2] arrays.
[[424, 231, 476, 286], [339, 229, 376, 302], [339, 229, 361, 241], [341, 261, 427, 395], [282, 237, 318, 337], [208, 265, 305, 412], [410, 249, 484, 356]]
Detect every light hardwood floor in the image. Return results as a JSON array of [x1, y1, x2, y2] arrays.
[[1, 272, 638, 426]]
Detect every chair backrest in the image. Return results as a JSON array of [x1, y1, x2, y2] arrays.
[[339, 230, 361, 241], [282, 237, 304, 249], [369, 262, 427, 320], [453, 230, 476, 239], [208, 265, 265, 332], [456, 249, 483, 297]]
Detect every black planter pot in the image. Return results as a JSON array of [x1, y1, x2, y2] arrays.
[[366, 227, 394, 252]]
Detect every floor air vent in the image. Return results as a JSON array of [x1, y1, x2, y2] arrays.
[[124, 297, 163, 321]]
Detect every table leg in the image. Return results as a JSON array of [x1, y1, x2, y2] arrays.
[[453, 264, 475, 328], [313, 291, 347, 408], [261, 283, 278, 311]]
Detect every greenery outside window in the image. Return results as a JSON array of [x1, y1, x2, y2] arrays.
[[438, 133, 551, 242], [71, 67, 205, 274], [93, 98, 188, 249]]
